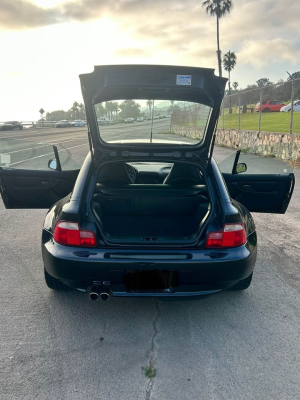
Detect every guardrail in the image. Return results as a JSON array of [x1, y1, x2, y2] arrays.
[[0, 121, 86, 128]]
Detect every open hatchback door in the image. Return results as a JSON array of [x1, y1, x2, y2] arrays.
[[80, 64, 228, 162]]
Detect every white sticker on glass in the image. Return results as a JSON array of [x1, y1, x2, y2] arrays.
[[176, 75, 192, 85]]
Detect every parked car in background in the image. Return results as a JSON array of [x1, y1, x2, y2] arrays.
[[97, 117, 110, 125], [71, 120, 86, 127], [136, 117, 144, 122], [0, 121, 23, 131], [255, 100, 286, 113], [56, 120, 72, 128], [125, 118, 134, 124], [280, 100, 300, 112]]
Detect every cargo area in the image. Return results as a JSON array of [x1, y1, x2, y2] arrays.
[[91, 161, 211, 244]]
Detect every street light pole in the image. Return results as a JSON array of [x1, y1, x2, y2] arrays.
[[256, 80, 263, 133], [287, 71, 294, 135], [238, 91, 241, 130]]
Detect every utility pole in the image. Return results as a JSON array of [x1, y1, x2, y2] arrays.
[[256, 81, 263, 133], [238, 91, 241, 130], [287, 71, 294, 135]]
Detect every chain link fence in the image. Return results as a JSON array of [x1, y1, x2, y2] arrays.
[[220, 78, 300, 134]]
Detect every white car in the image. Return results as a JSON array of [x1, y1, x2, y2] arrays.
[[136, 117, 144, 122], [280, 100, 300, 112], [97, 117, 110, 125], [72, 120, 86, 127]]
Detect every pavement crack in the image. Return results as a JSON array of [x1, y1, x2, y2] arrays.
[[103, 320, 107, 334], [145, 299, 161, 400]]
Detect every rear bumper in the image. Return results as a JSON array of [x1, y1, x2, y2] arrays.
[[42, 230, 257, 297]]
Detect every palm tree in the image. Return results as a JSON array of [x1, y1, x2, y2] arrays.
[[71, 101, 79, 120], [202, 0, 233, 77], [287, 71, 300, 80], [146, 100, 153, 117], [223, 50, 237, 114]]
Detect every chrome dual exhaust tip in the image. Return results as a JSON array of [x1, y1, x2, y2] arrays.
[[89, 292, 99, 301], [100, 292, 109, 301], [89, 291, 110, 301]]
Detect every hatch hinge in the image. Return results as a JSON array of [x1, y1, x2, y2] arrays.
[[185, 152, 200, 160], [87, 126, 96, 167]]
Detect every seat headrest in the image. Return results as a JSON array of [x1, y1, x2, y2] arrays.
[[98, 162, 132, 184], [163, 163, 203, 186]]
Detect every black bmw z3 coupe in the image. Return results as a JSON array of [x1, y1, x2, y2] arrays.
[[0, 65, 295, 301]]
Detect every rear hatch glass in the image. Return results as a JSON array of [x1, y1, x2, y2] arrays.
[[94, 99, 212, 145]]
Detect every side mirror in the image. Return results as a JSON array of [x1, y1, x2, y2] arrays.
[[236, 162, 247, 174], [48, 159, 57, 170]]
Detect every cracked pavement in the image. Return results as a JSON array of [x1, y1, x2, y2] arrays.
[[0, 131, 299, 400]]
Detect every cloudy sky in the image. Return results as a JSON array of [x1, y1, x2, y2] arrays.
[[0, 0, 299, 120]]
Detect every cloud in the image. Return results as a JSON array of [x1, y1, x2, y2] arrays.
[[1, 0, 300, 76], [0, 0, 62, 29], [0, 0, 203, 30], [238, 39, 300, 68]]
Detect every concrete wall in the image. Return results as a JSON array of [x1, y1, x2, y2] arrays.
[[171, 125, 300, 166]]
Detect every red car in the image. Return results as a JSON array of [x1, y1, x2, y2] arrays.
[[255, 100, 286, 112]]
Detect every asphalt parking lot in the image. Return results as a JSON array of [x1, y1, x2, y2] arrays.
[[0, 124, 299, 400]]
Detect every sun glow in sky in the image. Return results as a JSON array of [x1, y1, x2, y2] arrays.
[[0, 0, 299, 120]]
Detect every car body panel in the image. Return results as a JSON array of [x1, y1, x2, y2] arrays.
[[0, 168, 79, 209], [255, 100, 286, 112], [0, 64, 296, 299], [71, 120, 86, 127], [280, 100, 300, 112], [56, 120, 72, 128], [42, 230, 257, 294], [0, 121, 23, 131], [222, 172, 295, 213]]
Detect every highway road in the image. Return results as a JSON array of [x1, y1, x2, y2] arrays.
[[0, 119, 194, 169], [0, 120, 293, 173], [0, 125, 299, 400]]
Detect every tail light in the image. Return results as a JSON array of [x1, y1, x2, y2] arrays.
[[205, 223, 246, 249], [53, 221, 96, 247]]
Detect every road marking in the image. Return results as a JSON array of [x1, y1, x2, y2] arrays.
[[7, 144, 88, 166], [0, 134, 86, 143], [0, 129, 87, 141], [2, 137, 88, 154]]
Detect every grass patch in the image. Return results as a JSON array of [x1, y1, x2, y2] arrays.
[[142, 366, 157, 379], [241, 147, 250, 153], [264, 154, 276, 158], [218, 111, 300, 134]]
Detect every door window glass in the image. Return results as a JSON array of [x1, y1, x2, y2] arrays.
[[0, 133, 84, 170], [218, 149, 294, 175]]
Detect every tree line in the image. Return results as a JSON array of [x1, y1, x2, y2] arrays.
[[46, 102, 86, 121]]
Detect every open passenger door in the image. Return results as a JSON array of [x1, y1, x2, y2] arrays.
[[0, 145, 80, 209], [219, 150, 295, 214]]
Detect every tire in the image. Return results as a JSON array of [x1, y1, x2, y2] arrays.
[[263, 108, 270, 113], [228, 273, 253, 291], [44, 269, 70, 291], [19, 126, 23, 130]]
